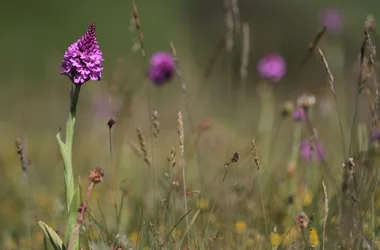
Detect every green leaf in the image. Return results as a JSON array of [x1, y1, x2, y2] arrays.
[[37, 220, 66, 250]]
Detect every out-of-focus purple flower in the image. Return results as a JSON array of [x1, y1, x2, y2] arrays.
[[299, 139, 326, 163], [257, 53, 286, 82], [60, 23, 104, 84], [319, 8, 344, 33], [371, 129, 380, 141], [92, 93, 122, 119], [148, 52, 175, 85], [292, 107, 307, 121]]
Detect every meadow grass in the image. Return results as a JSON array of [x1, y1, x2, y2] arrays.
[[2, 3, 380, 250]]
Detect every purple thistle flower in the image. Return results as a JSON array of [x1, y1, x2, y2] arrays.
[[148, 52, 175, 85], [292, 107, 307, 121], [299, 139, 326, 163], [257, 53, 286, 82], [319, 8, 344, 33], [60, 23, 104, 84]]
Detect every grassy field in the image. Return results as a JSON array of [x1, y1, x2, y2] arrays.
[[1, 1, 380, 250]]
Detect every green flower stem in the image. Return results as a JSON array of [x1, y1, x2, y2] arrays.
[[287, 123, 301, 219], [56, 84, 82, 249], [257, 83, 275, 196], [290, 124, 302, 165]]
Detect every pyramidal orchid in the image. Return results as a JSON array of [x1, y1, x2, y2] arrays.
[[55, 23, 103, 250], [60, 23, 104, 85]]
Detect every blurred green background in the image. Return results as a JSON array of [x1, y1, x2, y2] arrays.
[[1, 0, 380, 248]]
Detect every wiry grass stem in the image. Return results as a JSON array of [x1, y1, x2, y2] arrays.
[[132, 0, 157, 216], [107, 119, 118, 230], [251, 140, 269, 248]]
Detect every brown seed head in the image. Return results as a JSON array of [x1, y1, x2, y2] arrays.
[[167, 147, 176, 168], [177, 111, 184, 156], [296, 212, 310, 230], [151, 110, 160, 138], [88, 167, 105, 184], [107, 119, 116, 129], [251, 140, 261, 170]]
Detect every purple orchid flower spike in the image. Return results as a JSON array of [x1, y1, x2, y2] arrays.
[[60, 23, 104, 84]]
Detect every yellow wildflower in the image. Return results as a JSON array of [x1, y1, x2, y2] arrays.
[[235, 220, 247, 234], [376, 197, 380, 208], [197, 198, 209, 210], [270, 232, 281, 247], [303, 191, 313, 207], [128, 231, 139, 246], [309, 228, 319, 248]]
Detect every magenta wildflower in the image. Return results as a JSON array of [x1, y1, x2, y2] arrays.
[[60, 23, 104, 84], [292, 107, 307, 121], [148, 52, 175, 85], [257, 53, 286, 82], [299, 139, 326, 163], [319, 8, 343, 33]]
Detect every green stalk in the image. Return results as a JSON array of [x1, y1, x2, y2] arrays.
[[56, 84, 82, 249], [288, 123, 302, 218]]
